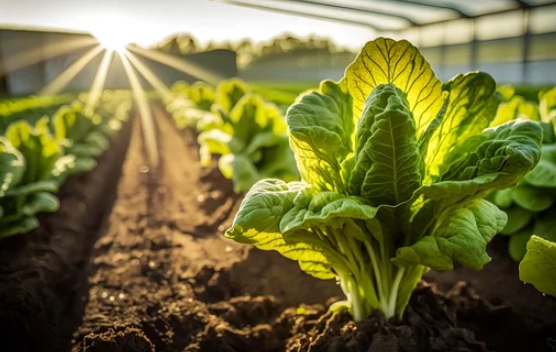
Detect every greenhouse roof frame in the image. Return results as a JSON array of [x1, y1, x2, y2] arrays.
[[213, 0, 556, 32]]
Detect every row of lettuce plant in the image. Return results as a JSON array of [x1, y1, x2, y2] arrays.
[[223, 38, 544, 321], [166, 78, 298, 193], [0, 90, 132, 239], [488, 86, 556, 298]]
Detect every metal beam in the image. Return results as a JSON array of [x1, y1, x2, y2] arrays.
[[369, 0, 471, 18], [215, 0, 385, 31], [401, 0, 556, 30], [267, 0, 420, 26]]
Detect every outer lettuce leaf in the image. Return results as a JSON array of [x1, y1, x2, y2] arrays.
[[424, 72, 499, 181], [287, 80, 353, 193], [439, 120, 542, 193], [519, 235, 556, 297], [393, 199, 506, 270], [344, 38, 443, 137], [226, 179, 337, 279]]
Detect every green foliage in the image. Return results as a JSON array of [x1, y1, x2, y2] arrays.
[[490, 86, 556, 264], [520, 236, 556, 297], [198, 94, 298, 193], [0, 90, 132, 240], [167, 78, 299, 193], [226, 38, 542, 322], [489, 85, 556, 297]]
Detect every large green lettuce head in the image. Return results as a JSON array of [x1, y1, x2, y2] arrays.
[[288, 39, 541, 202], [226, 38, 543, 321]]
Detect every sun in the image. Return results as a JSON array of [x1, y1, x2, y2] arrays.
[[92, 27, 133, 53], [89, 15, 139, 53]]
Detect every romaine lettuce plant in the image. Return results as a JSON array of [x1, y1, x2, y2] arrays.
[[225, 38, 543, 321], [198, 93, 298, 193], [520, 235, 556, 297]]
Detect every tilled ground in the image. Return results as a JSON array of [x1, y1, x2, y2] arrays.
[[1, 109, 555, 352]]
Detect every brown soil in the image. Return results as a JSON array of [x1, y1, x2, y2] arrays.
[[0, 118, 133, 352], [2, 106, 555, 352], [426, 236, 556, 352]]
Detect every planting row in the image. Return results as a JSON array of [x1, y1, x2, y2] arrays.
[[165, 38, 556, 322], [0, 91, 132, 239]]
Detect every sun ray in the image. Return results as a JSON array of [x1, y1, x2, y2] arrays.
[[120, 52, 159, 168], [84, 49, 114, 114], [123, 49, 173, 103], [0, 37, 98, 76], [126, 45, 222, 85], [39, 45, 104, 96]]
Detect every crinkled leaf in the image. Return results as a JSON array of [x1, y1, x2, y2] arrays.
[[226, 179, 336, 279], [287, 80, 353, 193], [393, 199, 507, 270], [280, 189, 377, 238], [519, 235, 556, 297], [348, 84, 421, 206], [438, 120, 543, 199]]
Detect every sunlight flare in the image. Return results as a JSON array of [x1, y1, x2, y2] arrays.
[[120, 52, 159, 168], [123, 49, 173, 103], [127, 45, 222, 85], [85, 49, 114, 114], [39, 45, 104, 95], [0, 37, 98, 75]]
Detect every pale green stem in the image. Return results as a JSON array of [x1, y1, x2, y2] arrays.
[[364, 240, 388, 312], [385, 267, 406, 319]]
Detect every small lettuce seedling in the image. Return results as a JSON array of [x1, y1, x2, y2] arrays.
[[226, 38, 543, 321]]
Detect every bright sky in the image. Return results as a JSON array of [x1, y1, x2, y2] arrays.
[[0, 0, 376, 48]]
